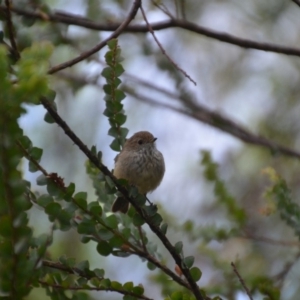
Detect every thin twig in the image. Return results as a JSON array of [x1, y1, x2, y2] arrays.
[[151, 1, 175, 19], [40, 97, 204, 300], [241, 231, 300, 247], [273, 251, 300, 286], [48, 0, 141, 74], [3, 5, 300, 58], [179, 0, 187, 20], [42, 260, 101, 279], [140, 3, 196, 86], [4, 0, 19, 60], [231, 262, 253, 300]]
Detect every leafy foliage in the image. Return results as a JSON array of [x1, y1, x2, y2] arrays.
[[102, 39, 128, 151]]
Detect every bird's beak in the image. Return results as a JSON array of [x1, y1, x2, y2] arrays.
[[153, 137, 157, 143]]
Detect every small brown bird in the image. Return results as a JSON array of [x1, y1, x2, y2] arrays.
[[112, 131, 165, 213]]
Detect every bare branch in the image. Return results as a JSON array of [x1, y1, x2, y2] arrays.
[[273, 251, 300, 286], [2, 5, 300, 57], [140, 3, 196, 85], [48, 0, 141, 74], [231, 262, 253, 300], [241, 231, 300, 247]]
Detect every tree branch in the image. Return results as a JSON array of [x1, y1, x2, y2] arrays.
[[2, 5, 300, 57], [48, 0, 141, 74], [18, 137, 192, 291], [39, 279, 152, 300], [231, 262, 253, 300], [4, 0, 19, 60], [40, 97, 204, 300], [292, 0, 300, 7]]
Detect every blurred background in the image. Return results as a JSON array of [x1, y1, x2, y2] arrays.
[[8, 0, 300, 299]]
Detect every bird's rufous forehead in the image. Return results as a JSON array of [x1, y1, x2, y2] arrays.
[[127, 131, 156, 144]]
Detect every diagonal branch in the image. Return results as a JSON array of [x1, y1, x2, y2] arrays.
[[40, 97, 204, 300], [17, 137, 191, 291], [48, 0, 141, 74], [231, 262, 253, 300]]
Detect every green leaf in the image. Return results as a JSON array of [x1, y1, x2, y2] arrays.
[[64, 182, 75, 201], [101, 67, 113, 80], [99, 278, 111, 288], [36, 174, 47, 186], [76, 260, 90, 272], [46, 180, 62, 197], [21, 16, 36, 27], [107, 39, 117, 50], [174, 241, 183, 255], [132, 213, 145, 226], [120, 127, 129, 140], [132, 286, 144, 296], [115, 64, 125, 76], [94, 268, 105, 278], [44, 111, 55, 124], [123, 296, 135, 300], [29, 161, 39, 172], [88, 201, 102, 216], [160, 223, 168, 234], [170, 291, 183, 300], [111, 281, 122, 290], [110, 138, 121, 151], [123, 281, 133, 291], [183, 256, 194, 268], [109, 235, 124, 248], [18, 135, 32, 150], [30, 147, 43, 161], [190, 267, 202, 281], [45, 89, 57, 101], [37, 194, 53, 207], [97, 241, 112, 256], [45, 202, 61, 216], [77, 219, 95, 235], [149, 213, 162, 226], [0, 216, 12, 237], [147, 262, 156, 270], [104, 215, 118, 229], [115, 113, 127, 126], [98, 228, 114, 240], [115, 89, 126, 102], [74, 192, 88, 210]]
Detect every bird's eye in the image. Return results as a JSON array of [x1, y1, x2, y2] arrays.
[[138, 139, 143, 145]]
